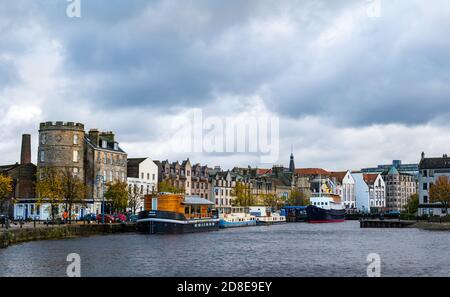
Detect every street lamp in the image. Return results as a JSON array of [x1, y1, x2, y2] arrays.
[[96, 174, 106, 224]]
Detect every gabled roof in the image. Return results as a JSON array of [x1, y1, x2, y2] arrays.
[[295, 168, 330, 176], [363, 174, 379, 185], [256, 168, 272, 175], [386, 166, 399, 175], [127, 158, 147, 166], [184, 196, 215, 205], [329, 171, 348, 183], [420, 156, 450, 169]]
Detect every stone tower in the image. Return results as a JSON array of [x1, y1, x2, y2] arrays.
[[37, 121, 85, 180]]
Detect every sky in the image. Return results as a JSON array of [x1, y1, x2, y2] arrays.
[[1, 0, 450, 170]]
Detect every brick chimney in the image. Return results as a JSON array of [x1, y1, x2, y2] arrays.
[[20, 134, 31, 164]]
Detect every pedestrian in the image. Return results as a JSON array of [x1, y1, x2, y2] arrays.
[[63, 210, 68, 224]]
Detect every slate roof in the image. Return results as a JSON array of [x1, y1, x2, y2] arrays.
[[420, 156, 450, 169], [184, 195, 215, 205]]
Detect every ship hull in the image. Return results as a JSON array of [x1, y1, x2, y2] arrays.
[[219, 220, 257, 228], [306, 205, 346, 223], [137, 210, 219, 234]]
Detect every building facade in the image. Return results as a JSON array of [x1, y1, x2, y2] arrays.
[[418, 152, 450, 216], [127, 158, 159, 213], [382, 166, 417, 212], [353, 173, 386, 213], [330, 171, 356, 210]]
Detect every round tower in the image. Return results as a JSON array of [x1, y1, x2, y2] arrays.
[[37, 121, 85, 180]]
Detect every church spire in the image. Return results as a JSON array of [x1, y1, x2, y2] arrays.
[[289, 145, 295, 173]]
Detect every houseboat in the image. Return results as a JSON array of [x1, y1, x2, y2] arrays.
[[137, 193, 219, 234], [249, 206, 286, 225], [306, 193, 346, 223], [218, 207, 257, 228]]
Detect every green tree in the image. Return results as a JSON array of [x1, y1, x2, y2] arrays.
[[288, 189, 307, 206], [430, 176, 450, 215], [105, 182, 128, 213], [157, 181, 184, 194], [262, 193, 279, 209], [404, 193, 419, 214], [233, 182, 255, 207]]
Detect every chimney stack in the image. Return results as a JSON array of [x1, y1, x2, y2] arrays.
[[20, 134, 31, 164]]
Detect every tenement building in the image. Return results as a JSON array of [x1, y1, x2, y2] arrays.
[[418, 152, 450, 216], [85, 129, 127, 214], [382, 165, 417, 212]]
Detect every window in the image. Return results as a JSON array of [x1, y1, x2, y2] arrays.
[[102, 140, 107, 148], [147, 173, 150, 180], [73, 134, 78, 144], [114, 143, 118, 150], [40, 151, 45, 162], [152, 174, 155, 181], [141, 173, 144, 179], [152, 198, 158, 210], [110, 171, 113, 182], [423, 170, 428, 177], [424, 195, 428, 203], [73, 150, 79, 162], [423, 183, 428, 190], [40, 134, 46, 144]]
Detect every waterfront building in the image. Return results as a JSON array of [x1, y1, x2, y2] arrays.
[[85, 129, 127, 215], [353, 172, 386, 213], [127, 158, 159, 213], [209, 169, 234, 213], [191, 163, 210, 198], [418, 152, 450, 216], [382, 166, 417, 212], [0, 135, 38, 220], [293, 168, 334, 200], [157, 159, 192, 195], [329, 171, 356, 210]]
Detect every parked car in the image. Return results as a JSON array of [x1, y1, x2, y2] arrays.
[[128, 214, 139, 223], [113, 213, 127, 223], [96, 213, 114, 223], [81, 213, 97, 222]]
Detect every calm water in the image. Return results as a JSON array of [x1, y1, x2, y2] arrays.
[[1, 221, 449, 277]]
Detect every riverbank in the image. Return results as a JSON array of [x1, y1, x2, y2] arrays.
[[0, 223, 137, 248], [410, 222, 450, 231]]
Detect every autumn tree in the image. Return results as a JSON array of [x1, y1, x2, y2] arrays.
[[0, 174, 13, 227], [105, 182, 128, 213], [233, 182, 255, 207], [288, 189, 307, 206], [158, 181, 184, 194], [60, 167, 88, 223], [262, 193, 280, 209], [429, 176, 450, 215], [35, 168, 63, 221]]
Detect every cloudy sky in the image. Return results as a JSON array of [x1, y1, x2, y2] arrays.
[[1, 0, 449, 170]]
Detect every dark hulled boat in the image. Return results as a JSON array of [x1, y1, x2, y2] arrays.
[[137, 194, 219, 234], [307, 193, 346, 223]]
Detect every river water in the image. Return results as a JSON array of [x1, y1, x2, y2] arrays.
[[1, 221, 449, 277]]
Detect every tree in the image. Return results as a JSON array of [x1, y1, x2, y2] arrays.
[[233, 182, 255, 207], [262, 193, 279, 209], [105, 182, 128, 213], [0, 175, 13, 226], [429, 176, 450, 215], [157, 181, 184, 194], [404, 193, 419, 214], [60, 167, 88, 223], [36, 168, 63, 221], [128, 185, 143, 214], [288, 189, 307, 206]]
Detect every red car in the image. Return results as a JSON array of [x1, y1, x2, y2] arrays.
[[113, 213, 127, 223], [96, 214, 114, 223]]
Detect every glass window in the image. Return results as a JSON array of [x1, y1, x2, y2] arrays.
[[73, 150, 78, 162], [73, 134, 78, 144], [40, 151, 45, 162]]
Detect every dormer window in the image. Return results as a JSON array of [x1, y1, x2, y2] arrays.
[[102, 140, 107, 149], [114, 143, 118, 150]]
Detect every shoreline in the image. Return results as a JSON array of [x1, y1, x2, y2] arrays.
[[409, 222, 450, 231], [0, 223, 137, 249]]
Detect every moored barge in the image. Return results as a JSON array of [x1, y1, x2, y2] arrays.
[[137, 193, 219, 234]]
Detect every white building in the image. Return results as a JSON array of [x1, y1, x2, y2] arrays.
[[127, 158, 159, 213], [418, 152, 450, 216], [353, 172, 386, 213], [330, 171, 356, 210]]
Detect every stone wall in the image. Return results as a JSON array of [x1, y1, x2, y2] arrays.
[[0, 223, 136, 249]]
